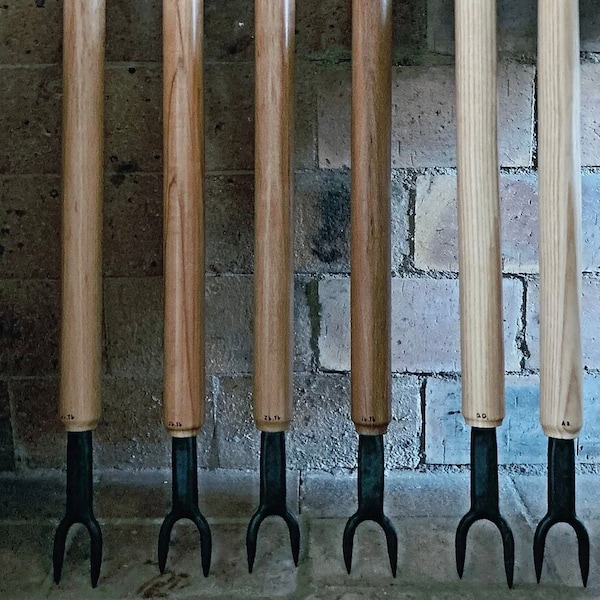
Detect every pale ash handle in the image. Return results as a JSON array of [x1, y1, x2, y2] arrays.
[[455, 0, 505, 428], [60, 0, 105, 432], [253, 0, 295, 433], [351, 0, 393, 436], [163, 0, 204, 438], [538, 0, 582, 440]]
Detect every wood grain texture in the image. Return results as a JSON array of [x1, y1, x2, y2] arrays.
[[163, 0, 204, 437], [538, 0, 583, 439], [60, 0, 105, 432], [253, 0, 295, 432], [455, 0, 505, 428], [350, 0, 392, 436]]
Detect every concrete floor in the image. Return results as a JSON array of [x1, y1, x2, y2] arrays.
[[0, 469, 599, 599]]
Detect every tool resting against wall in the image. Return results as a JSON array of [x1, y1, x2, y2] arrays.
[[53, 0, 105, 588], [157, 0, 212, 577], [342, 0, 398, 577], [454, 0, 515, 588], [534, 0, 589, 586], [246, 0, 300, 573]]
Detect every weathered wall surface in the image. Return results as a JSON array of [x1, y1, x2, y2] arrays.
[[1, 0, 599, 472]]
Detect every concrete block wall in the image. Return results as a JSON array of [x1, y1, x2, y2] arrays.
[[1, 0, 600, 473]]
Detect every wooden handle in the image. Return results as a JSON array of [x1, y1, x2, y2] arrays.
[[455, 0, 504, 428], [538, 0, 582, 439], [253, 0, 295, 432], [60, 0, 105, 432], [350, 0, 392, 436], [163, 0, 204, 438]]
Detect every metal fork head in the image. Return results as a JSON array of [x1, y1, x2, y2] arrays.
[[455, 427, 515, 588], [246, 431, 300, 573], [533, 437, 589, 586], [342, 434, 398, 577], [158, 436, 212, 577], [53, 430, 103, 588]]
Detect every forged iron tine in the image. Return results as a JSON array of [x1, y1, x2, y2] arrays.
[[455, 509, 477, 580], [53, 431, 102, 588], [344, 435, 397, 577], [534, 438, 589, 586], [158, 436, 212, 577], [246, 432, 300, 573], [456, 428, 514, 588]]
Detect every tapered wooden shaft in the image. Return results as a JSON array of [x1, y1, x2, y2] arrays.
[[60, 0, 105, 432], [163, 0, 204, 437], [351, 0, 392, 436], [455, 0, 504, 428], [538, 0, 582, 439], [253, 0, 295, 433]]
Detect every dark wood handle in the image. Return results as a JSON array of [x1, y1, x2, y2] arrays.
[[350, 0, 393, 435], [163, 0, 205, 437], [253, 0, 296, 433], [60, 0, 105, 432]]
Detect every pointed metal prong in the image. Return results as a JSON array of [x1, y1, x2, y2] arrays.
[[343, 434, 397, 577], [53, 431, 103, 588], [455, 427, 514, 588], [246, 431, 300, 573], [158, 436, 212, 577], [533, 437, 589, 586]]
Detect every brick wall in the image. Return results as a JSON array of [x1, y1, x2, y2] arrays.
[[1, 0, 599, 472]]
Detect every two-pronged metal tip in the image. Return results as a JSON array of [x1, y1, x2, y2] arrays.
[[455, 427, 514, 588], [158, 436, 212, 577], [53, 430, 103, 588], [533, 437, 589, 587], [343, 434, 398, 577], [246, 431, 300, 573]]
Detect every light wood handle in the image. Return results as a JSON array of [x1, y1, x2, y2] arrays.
[[253, 0, 295, 432], [538, 0, 582, 439], [60, 0, 105, 432], [350, 0, 392, 436], [163, 0, 204, 438], [455, 0, 505, 428]]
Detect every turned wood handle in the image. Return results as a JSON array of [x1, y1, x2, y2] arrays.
[[350, 0, 392, 436], [538, 0, 582, 439], [455, 0, 505, 428], [60, 0, 105, 432], [253, 0, 295, 433], [163, 0, 204, 438]]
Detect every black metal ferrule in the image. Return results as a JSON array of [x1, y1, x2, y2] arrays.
[[342, 433, 397, 577], [533, 437, 589, 586], [546, 436, 576, 515], [246, 431, 300, 573], [158, 435, 212, 577], [455, 426, 514, 588], [53, 430, 102, 588], [469, 427, 500, 517], [171, 436, 199, 515], [259, 430, 287, 510], [357, 434, 385, 517]]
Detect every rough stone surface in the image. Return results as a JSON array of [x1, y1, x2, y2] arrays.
[[0, 279, 59, 376], [425, 375, 548, 465], [319, 277, 523, 373], [0, 66, 61, 175], [581, 63, 600, 167], [426, 374, 600, 465], [317, 63, 534, 169], [415, 172, 600, 275], [215, 373, 421, 470], [427, 0, 600, 54], [295, 169, 409, 274], [526, 278, 600, 371]]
